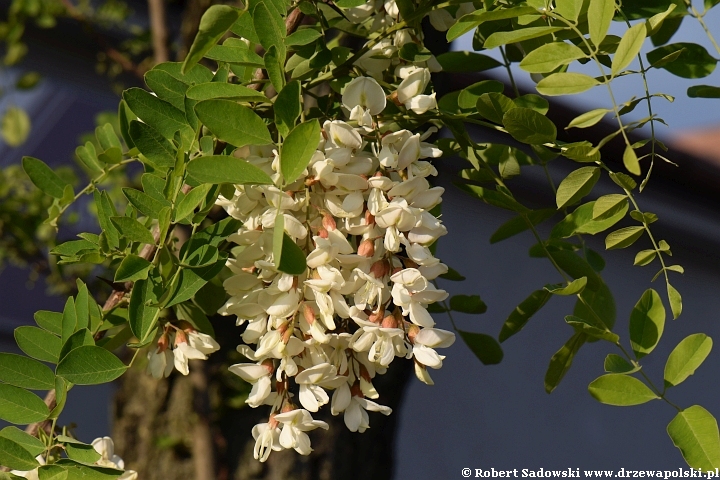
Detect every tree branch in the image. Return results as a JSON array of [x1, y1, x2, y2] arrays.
[[147, 0, 169, 64]]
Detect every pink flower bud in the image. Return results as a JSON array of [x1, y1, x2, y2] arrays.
[[303, 303, 316, 325], [322, 212, 336, 231], [358, 239, 375, 257]]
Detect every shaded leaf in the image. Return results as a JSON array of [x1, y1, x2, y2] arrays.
[[629, 288, 666, 358], [458, 331, 503, 365]]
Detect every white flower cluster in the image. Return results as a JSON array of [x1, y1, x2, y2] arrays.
[[214, 71, 455, 461], [12, 436, 137, 479]]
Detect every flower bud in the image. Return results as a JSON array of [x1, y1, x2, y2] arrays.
[[364, 209, 375, 226], [370, 259, 389, 278], [281, 402, 295, 413], [174, 329, 188, 347], [322, 212, 336, 231], [318, 228, 329, 239], [406, 324, 420, 344], [261, 359, 275, 376], [177, 320, 195, 333], [157, 332, 170, 353], [303, 303, 316, 325], [381, 315, 398, 329], [358, 239, 375, 257], [268, 413, 279, 429], [368, 306, 385, 324]]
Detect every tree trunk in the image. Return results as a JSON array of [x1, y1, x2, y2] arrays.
[[112, 318, 413, 480]]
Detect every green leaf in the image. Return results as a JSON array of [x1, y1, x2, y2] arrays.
[[1, 107, 31, 147], [564, 315, 619, 343], [75, 142, 102, 173], [667, 405, 720, 471], [22, 156, 70, 199], [0, 353, 54, 390], [604, 354, 640, 374], [647, 43, 717, 78], [114, 254, 153, 283], [145, 70, 189, 112], [75, 281, 90, 331], [485, 26, 565, 49], [499, 290, 552, 343], [175, 184, 213, 222], [37, 465, 69, 480], [286, 28, 322, 46], [623, 144, 641, 175], [182, 5, 240, 73], [435, 51, 502, 73], [34, 311, 62, 335], [53, 460, 124, 479], [128, 275, 162, 343], [476, 93, 517, 124], [449, 295, 487, 314], [280, 120, 320, 185], [687, 85, 720, 98], [122, 188, 170, 218], [94, 191, 120, 249], [61, 297, 77, 345], [551, 201, 628, 238], [56, 346, 127, 385], [668, 283, 683, 319], [610, 171, 637, 191], [455, 184, 528, 213], [536, 72, 601, 96], [593, 194, 628, 220], [519, 42, 586, 73], [275, 81, 302, 138], [0, 383, 49, 424], [588, 374, 659, 405], [556, 167, 600, 209], [65, 442, 102, 464], [165, 256, 227, 308], [110, 217, 156, 245], [664, 334, 713, 388], [490, 209, 555, 244], [273, 218, 307, 275], [589, 0, 616, 46], [545, 277, 587, 296], [264, 45, 285, 92], [612, 23, 647, 75], [187, 155, 274, 185], [195, 100, 272, 147], [58, 329, 94, 361], [446, 6, 539, 42], [512, 94, 549, 114], [629, 288, 666, 358], [204, 44, 264, 66], [503, 107, 557, 145], [567, 108, 611, 129], [0, 426, 44, 457], [123, 88, 192, 144], [252, 2, 286, 61], [605, 226, 644, 250], [0, 437, 40, 471], [634, 249, 657, 266], [14, 326, 61, 364], [545, 332, 586, 393], [186, 82, 268, 102], [458, 331, 503, 365], [129, 121, 176, 169]]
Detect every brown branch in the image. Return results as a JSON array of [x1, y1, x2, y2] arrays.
[[248, 8, 305, 91], [148, 0, 170, 64]]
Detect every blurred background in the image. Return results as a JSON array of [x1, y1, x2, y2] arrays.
[[1, 0, 720, 478]]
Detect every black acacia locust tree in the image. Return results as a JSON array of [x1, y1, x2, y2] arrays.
[[1, 0, 720, 478]]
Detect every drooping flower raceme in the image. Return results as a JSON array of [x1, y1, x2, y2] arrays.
[[140, 0, 468, 462], [214, 65, 457, 461]]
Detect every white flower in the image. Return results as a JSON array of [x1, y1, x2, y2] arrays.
[[229, 363, 274, 407], [295, 363, 346, 412], [92, 437, 138, 479], [252, 420, 282, 462], [147, 347, 173, 379], [407, 93, 437, 115], [324, 120, 362, 150], [397, 68, 431, 104], [274, 409, 329, 455], [343, 76, 386, 116], [412, 327, 456, 369], [343, 395, 392, 433]]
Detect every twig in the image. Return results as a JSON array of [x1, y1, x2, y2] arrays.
[[147, 0, 169, 63]]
